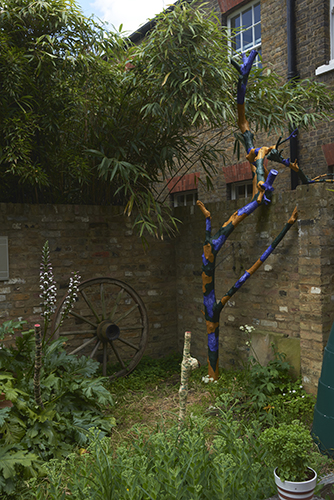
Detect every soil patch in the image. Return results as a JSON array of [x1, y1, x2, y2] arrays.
[[110, 377, 214, 446]]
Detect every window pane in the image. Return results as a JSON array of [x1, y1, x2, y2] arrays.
[[231, 14, 241, 29], [232, 34, 241, 51], [246, 183, 253, 198], [255, 23, 261, 45], [228, 2, 261, 56], [242, 8, 252, 28], [254, 3, 261, 24], [186, 193, 194, 205], [238, 185, 245, 198], [242, 28, 253, 50], [177, 195, 184, 206]]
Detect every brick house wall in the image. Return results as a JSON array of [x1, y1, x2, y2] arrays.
[[187, 0, 334, 206], [295, 0, 334, 181]]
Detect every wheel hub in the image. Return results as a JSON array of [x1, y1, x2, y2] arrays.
[[96, 320, 120, 343]]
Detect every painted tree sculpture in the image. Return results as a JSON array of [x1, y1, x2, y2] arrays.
[[197, 50, 315, 380]]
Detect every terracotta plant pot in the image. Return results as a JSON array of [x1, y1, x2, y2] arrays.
[[274, 468, 317, 500]]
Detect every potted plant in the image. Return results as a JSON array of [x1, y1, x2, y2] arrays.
[[259, 420, 317, 500]]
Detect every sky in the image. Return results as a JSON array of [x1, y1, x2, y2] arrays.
[[77, 0, 171, 35]]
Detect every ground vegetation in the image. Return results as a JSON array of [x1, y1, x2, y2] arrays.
[[1, 350, 331, 499]]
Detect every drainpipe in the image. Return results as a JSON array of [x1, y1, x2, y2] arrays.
[[287, 0, 299, 190]]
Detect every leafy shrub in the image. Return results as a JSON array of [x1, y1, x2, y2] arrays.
[[25, 417, 276, 500], [206, 344, 301, 426], [0, 325, 114, 496], [266, 384, 315, 427], [246, 351, 291, 403], [259, 420, 315, 481]]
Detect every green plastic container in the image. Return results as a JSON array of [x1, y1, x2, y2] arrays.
[[312, 321, 334, 457]]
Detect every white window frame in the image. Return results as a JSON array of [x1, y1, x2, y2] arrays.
[[227, 1, 261, 66], [229, 181, 253, 201], [0, 237, 9, 281], [315, 0, 334, 75], [173, 190, 198, 208]]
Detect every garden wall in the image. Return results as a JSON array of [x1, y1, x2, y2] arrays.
[[174, 183, 334, 394], [0, 182, 333, 393], [0, 203, 178, 359]]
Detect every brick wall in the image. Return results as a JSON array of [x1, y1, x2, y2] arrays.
[[262, 0, 288, 79], [174, 182, 334, 394], [0, 185, 333, 393], [0, 203, 178, 359], [294, 0, 334, 181]]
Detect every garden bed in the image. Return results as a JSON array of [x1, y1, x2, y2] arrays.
[[2, 347, 334, 499]]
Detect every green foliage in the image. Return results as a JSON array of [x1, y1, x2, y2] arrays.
[[25, 419, 275, 500], [268, 385, 315, 427], [244, 348, 291, 412], [0, 0, 126, 203], [0, 444, 37, 496], [0, 323, 115, 495], [244, 65, 333, 135], [0, 1, 333, 238], [109, 353, 182, 393], [259, 420, 315, 482], [188, 344, 317, 433], [205, 347, 294, 426], [7, 350, 330, 499], [0, 319, 27, 341]]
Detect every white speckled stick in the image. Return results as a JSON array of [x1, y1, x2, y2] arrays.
[[178, 331, 192, 427]]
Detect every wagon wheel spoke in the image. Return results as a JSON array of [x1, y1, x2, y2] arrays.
[[119, 325, 143, 330], [90, 340, 101, 358], [117, 337, 141, 351], [69, 311, 97, 329], [103, 343, 108, 376], [80, 289, 101, 323], [69, 336, 97, 355], [109, 340, 126, 369], [110, 288, 124, 322], [59, 330, 95, 336], [51, 277, 148, 379], [115, 303, 139, 324], [100, 283, 106, 320]]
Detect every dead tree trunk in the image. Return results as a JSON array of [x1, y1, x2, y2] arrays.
[[198, 50, 305, 380]]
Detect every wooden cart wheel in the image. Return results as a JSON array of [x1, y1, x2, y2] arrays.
[[51, 277, 148, 379]]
